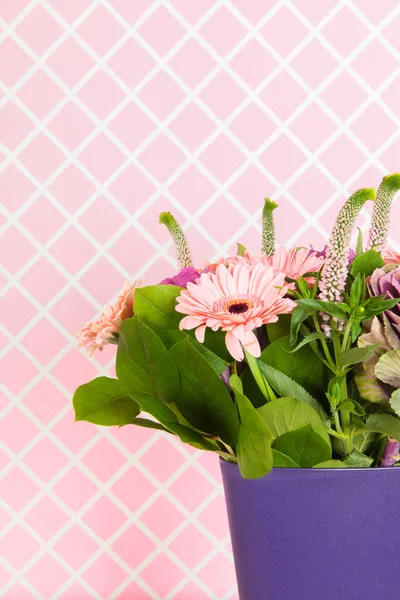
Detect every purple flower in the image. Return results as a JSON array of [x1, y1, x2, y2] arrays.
[[160, 266, 200, 287], [368, 265, 400, 338]]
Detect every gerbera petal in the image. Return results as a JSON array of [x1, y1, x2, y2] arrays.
[[225, 331, 244, 361], [239, 330, 261, 358], [195, 324, 207, 343]]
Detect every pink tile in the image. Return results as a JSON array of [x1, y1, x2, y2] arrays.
[[198, 553, 236, 597], [350, 104, 396, 152], [24, 496, 69, 540], [25, 553, 70, 598], [261, 7, 308, 56], [18, 134, 65, 182], [230, 104, 275, 151], [288, 166, 336, 214], [23, 318, 67, 366], [108, 102, 155, 151], [228, 165, 276, 212], [169, 525, 214, 568], [79, 196, 125, 243], [108, 0, 155, 24], [17, 69, 64, 119], [0, 38, 33, 87], [82, 437, 127, 482], [138, 134, 186, 182], [50, 226, 97, 274], [112, 524, 155, 568], [229, 39, 277, 89], [50, 287, 97, 336], [229, 0, 273, 24], [15, 5, 64, 55], [199, 7, 247, 56], [169, 104, 215, 151], [0, 348, 38, 395], [291, 0, 340, 24], [198, 196, 245, 245], [168, 466, 215, 512], [51, 0, 92, 23], [322, 7, 369, 55], [0, 287, 37, 335], [290, 103, 336, 151], [291, 39, 338, 89], [109, 225, 157, 273], [198, 495, 230, 540], [169, 39, 216, 89], [24, 437, 69, 482], [260, 71, 308, 121], [53, 467, 98, 511], [115, 582, 153, 600], [82, 496, 127, 540], [52, 412, 97, 454], [54, 525, 99, 569], [140, 553, 184, 597], [19, 196, 66, 244], [20, 257, 68, 305], [351, 40, 398, 88], [50, 165, 96, 213], [51, 348, 98, 393], [0, 102, 34, 150], [140, 438, 185, 483], [200, 71, 247, 120], [111, 420, 155, 454], [111, 466, 156, 512], [138, 6, 185, 56], [2, 584, 38, 599], [141, 495, 184, 540], [199, 134, 245, 182], [169, 165, 216, 212], [139, 71, 186, 120], [78, 70, 125, 120], [169, 0, 215, 24], [79, 257, 126, 306], [320, 136, 366, 183], [57, 582, 96, 600], [0, 0, 31, 23], [0, 164, 35, 212], [83, 554, 128, 598], [78, 133, 126, 182], [48, 101, 96, 150], [0, 226, 37, 274], [0, 525, 40, 569], [109, 165, 156, 211], [77, 6, 125, 55], [320, 72, 367, 121], [0, 409, 38, 453], [47, 39, 95, 88], [351, 0, 399, 24], [172, 582, 212, 600], [107, 39, 155, 88], [1, 467, 40, 512], [259, 134, 307, 182]]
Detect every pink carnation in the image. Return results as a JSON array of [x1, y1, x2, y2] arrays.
[[76, 280, 141, 356], [383, 247, 400, 265], [176, 263, 295, 361]]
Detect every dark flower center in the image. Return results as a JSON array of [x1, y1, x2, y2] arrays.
[[228, 302, 250, 314]]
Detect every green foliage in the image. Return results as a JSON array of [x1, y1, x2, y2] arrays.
[[257, 396, 330, 446], [230, 376, 273, 479], [236, 242, 246, 257], [272, 449, 300, 468], [116, 316, 181, 403], [338, 344, 380, 368], [272, 425, 331, 467], [351, 249, 384, 276], [258, 360, 328, 421], [261, 336, 327, 401], [170, 338, 240, 446], [73, 377, 140, 426], [359, 413, 400, 441], [390, 389, 400, 417], [313, 460, 347, 468]]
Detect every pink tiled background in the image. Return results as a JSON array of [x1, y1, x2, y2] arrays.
[[2, 1, 400, 598]]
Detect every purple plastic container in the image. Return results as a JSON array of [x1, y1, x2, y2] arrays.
[[220, 459, 400, 600]]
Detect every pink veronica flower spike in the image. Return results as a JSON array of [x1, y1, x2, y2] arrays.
[[176, 263, 295, 361]]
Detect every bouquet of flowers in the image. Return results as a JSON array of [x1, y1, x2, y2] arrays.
[[73, 174, 400, 479]]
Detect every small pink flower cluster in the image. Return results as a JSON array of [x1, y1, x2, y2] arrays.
[[76, 280, 140, 356]]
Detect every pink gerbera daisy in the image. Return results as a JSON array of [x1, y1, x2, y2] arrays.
[[383, 247, 400, 265], [176, 263, 295, 361], [262, 247, 324, 283], [76, 279, 141, 356]]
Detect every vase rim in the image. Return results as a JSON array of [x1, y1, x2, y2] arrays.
[[219, 456, 400, 473]]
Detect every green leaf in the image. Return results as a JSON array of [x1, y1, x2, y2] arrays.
[[336, 399, 365, 416], [236, 242, 246, 257], [261, 336, 327, 401], [313, 460, 347, 468], [361, 297, 400, 321], [257, 396, 330, 445], [231, 380, 273, 479], [134, 284, 228, 373], [349, 273, 365, 309], [245, 351, 276, 402], [267, 314, 292, 343], [116, 316, 180, 403], [389, 389, 400, 417], [296, 298, 350, 320], [343, 448, 373, 468], [355, 228, 363, 257], [129, 418, 170, 432], [361, 413, 400, 441], [339, 344, 380, 368], [351, 249, 384, 277], [169, 338, 240, 446], [289, 304, 316, 345], [288, 332, 326, 354], [73, 376, 140, 426], [258, 361, 328, 421], [375, 350, 400, 388], [272, 425, 331, 467], [133, 394, 217, 451], [272, 449, 300, 468]]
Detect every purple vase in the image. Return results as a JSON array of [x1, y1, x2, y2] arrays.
[[220, 459, 400, 600]]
